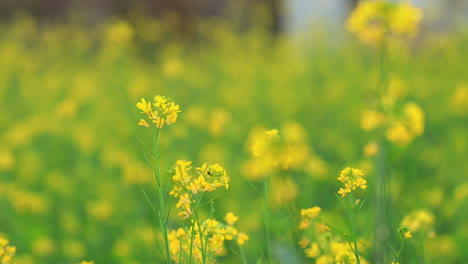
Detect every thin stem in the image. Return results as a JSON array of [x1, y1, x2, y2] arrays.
[[349, 193, 361, 264], [263, 177, 272, 264], [375, 43, 390, 264], [396, 238, 405, 262], [153, 128, 172, 264], [188, 191, 207, 264], [238, 242, 248, 264]]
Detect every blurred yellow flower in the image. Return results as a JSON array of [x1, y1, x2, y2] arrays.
[[0, 237, 16, 264], [401, 209, 434, 235], [347, 0, 423, 46], [224, 212, 239, 225]]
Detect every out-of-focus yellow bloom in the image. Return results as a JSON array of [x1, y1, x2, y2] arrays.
[[452, 84, 468, 115], [305, 242, 320, 258], [0, 237, 16, 264], [0, 149, 15, 170], [386, 122, 413, 145], [63, 240, 86, 258], [86, 200, 113, 221], [237, 232, 249, 245], [401, 209, 434, 235], [363, 98, 424, 146], [243, 126, 314, 180], [106, 21, 134, 45], [32, 237, 54, 256], [81, 261, 95, 264], [363, 141, 379, 157], [136, 96, 181, 129], [298, 238, 310, 248], [270, 177, 298, 207], [361, 110, 386, 131], [403, 102, 425, 135], [299, 206, 321, 229], [390, 2, 423, 37], [347, 0, 423, 46], [224, 212, 239, 225], [337, 167, 367, 198]]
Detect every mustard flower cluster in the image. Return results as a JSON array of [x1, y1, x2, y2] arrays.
[[346, 0, 423, 45], [299, 206, 321, 230], [0, 238, 16, 264], [167, 213, 248, 263], [337, 167, 367, 198], [136, 95, 181, 128], [169, 160, 229, 219], [298, 213, 369, 264]]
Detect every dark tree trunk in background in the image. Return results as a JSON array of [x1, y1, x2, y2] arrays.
[[348, 0, 359, 12], [0, 0, 283, 34]]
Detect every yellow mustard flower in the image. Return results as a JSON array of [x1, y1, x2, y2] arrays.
[[337, 167, 367, 198], [136, 95, 181, 129], [299, 206, 321, 229], [0, 238, 16, 264], [304, 242, 321, 258], [347, 0, 423, 46], [401, 209, 434, 235], [170, 160, 229, 219], [224, 212, 239, 225]]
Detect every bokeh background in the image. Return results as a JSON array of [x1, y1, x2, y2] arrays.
[[0, 1, 467, 263]]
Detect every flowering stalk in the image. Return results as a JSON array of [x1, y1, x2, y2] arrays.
[[349, 192, 361, 264], [137, 95, 181, 263], [153, 128, 172, 264], [337, 167, 367, 264]]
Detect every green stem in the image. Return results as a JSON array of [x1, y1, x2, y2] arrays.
[[396, 238, 405, 262], [263, 177, 272, 264], [349, 193, 361, 264], [154, 128, 172, 264], [188, 191, 206, 264], [239, 241, 248, 264], [375, 43, 390, 264]]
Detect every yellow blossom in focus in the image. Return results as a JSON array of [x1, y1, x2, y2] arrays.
[[170, 160, 229, 219], [136, 96, 181, 129], [337, 167, 367, 198], [167, 217, 246, 263]]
